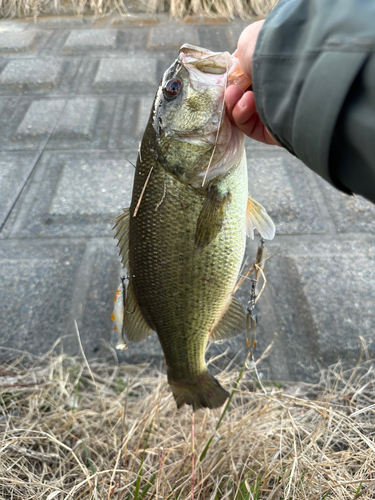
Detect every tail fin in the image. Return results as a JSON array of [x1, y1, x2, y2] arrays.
[[168, 371, 230, 411]]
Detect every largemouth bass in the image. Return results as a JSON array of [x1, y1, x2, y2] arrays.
[[112, 44, 275, 411]]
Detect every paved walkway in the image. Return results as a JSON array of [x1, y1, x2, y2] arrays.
[[0, 14, 374, 382]]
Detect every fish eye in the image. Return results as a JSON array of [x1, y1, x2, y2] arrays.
[[164, 79, 182, 98]]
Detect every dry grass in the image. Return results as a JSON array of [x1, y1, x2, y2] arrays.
[[146, 0, 279, 20], [1, 341, 374, 500], [0, 0, 279, 22]]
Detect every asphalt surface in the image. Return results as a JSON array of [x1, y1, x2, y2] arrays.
[[0, 14, 374, 382]]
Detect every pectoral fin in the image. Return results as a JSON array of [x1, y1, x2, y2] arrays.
[[246, 196, 275, 240], [112, 208, 130, 269], [209, 296, 246, 343], [195, 187, 230, 250]]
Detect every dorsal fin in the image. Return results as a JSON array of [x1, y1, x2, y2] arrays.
[[209, 296, 246, 343], [246, 196, 275, 240], [112, 208, 130, 269]]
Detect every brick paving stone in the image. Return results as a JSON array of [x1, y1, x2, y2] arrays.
[[80, 239, 125, 358], [198, 26, 233, 53], [135, 95, 155, 139], [318, 178, 375, 234], [94, 57, 158, 87], [266, 238, 375, 381], [0, 240, 85, 357], [110, 94, 155, 148], [35, 16, 91, 29], [183, 15, 231, 25], [0, 59, 62, 89], [111, 16, 158, 27], [245, 147, 326, 235], [0, 20, 27, 33], [15, 99, 66, 139], [64, 29, 118, 51], [228, 21, 251, 52], [0, 97, 9, 118], [148, 26, 200, 49], [14, 151, 136, 238], [0, 31, 38, 53], [49, 157, 132, 216], [53, 98, 98, 140], [48, 97, 116, 149], [0, 152, 37, 223]]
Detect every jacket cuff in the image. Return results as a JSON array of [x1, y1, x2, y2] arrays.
[[292, 51, 367, 185]]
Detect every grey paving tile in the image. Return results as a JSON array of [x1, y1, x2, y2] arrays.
[[0, 240, 85, 359], [0, 57, 81, 95], [0, 31, 37, 53], [228, 21, 251, 52], [63, 29, 118, 52], [318, 178, 375, 234], [35, 16, 92, 29], [0, 59, 60, 87], [76, 52, 173, 95], [55, 97, 98, 139], [15, 99, 66, 139], [245, 147, 326, 235], [0, 98, 64, 150], [197, 26, 233, 53], [265, 238, 375, 381], [110, 15, 159, 27], [0, 20, 28, 33], [0, 97, 20, 124], [76, 56, 166, 95], [94, 57, 158, 86], [80, 239, 124, 358], [148, 26, 200, 49], [109, 94, 155, 148], [0, 151, 38, 226], [13, 151, 136, 238], [48, 96, 116, 149]]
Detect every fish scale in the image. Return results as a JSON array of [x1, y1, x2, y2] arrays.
[[129, 135, 248, 381]]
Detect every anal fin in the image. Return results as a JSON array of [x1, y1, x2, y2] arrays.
[[123, 281, 154, 342], [246, 196, 275, 240], [209, 296, 246, 343]]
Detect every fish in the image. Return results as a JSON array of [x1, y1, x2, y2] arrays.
[[111, 44, 275, 411]]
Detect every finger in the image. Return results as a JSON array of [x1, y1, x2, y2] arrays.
[[232, 91, 280, 146], [225, 85, 244, 122], [232, 91, 257, 127]]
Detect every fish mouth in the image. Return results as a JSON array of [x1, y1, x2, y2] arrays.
[[176, 45, 247, 184], [178, 43, 251, 91]]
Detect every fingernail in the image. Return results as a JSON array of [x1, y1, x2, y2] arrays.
[[237, 95, 246, 109]]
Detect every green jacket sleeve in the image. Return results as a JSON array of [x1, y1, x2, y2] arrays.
[[252, 0, 375, 203]]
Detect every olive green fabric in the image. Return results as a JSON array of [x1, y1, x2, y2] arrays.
[[252, 0, 375, 203]]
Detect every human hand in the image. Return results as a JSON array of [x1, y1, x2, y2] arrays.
[[225, 20, 280, 146]]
